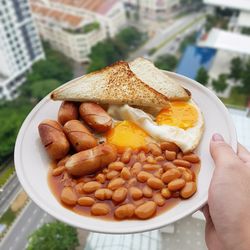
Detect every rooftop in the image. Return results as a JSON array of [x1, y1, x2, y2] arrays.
[[238, 11, 250, 28], [203, 0, 250, 12], [198, 28, 250, 55], [53, 0, 118, 15], [31, 3, 83, 28]]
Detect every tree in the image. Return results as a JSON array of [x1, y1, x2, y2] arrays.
[[241, 59, 250, 94], [179, 32, 196, 52], [229, 57, 243, 81], [212, 74, 228, 93], [22, 79, 60, 101], [195, 67, 209, 86], [154, 54, 178, 71], [27, 221, 79, 250]]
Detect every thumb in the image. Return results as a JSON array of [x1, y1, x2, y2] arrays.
[[210, 133, 240, 168]]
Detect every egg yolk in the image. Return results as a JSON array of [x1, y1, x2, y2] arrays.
[[156, 101, 198, 129], [106, 121, 148, 151]]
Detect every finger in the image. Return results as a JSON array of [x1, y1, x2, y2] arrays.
[[237, 143, 250, 163], [201, 204, 210, 221], [210, 133, 241, 168]]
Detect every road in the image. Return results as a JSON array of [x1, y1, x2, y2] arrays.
[[0, 174, 21, 216], [129, 12, 205, 61], [0, 201, 54, 250]]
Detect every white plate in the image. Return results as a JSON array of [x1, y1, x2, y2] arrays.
[[14, 71, 237, 234]]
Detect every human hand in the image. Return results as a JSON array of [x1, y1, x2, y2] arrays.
[[203, 134, 250, 250]]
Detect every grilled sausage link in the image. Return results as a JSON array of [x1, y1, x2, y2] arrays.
[[58, 101, 78, 125]]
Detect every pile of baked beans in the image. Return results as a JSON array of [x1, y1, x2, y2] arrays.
[[50, 141, 200, 220]]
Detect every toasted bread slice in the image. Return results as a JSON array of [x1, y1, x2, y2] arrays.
[[129, 57, 190, 101], [51, 61, 170, 107]]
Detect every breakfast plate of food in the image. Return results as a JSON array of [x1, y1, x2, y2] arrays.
[[14, 58, 237, 233]]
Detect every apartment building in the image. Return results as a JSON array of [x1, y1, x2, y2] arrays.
[[0, 0, 44, 99], [124, 0, 180, 20], [30, 0, 127, 62]]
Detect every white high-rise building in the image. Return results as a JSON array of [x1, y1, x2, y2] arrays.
[[0, 0, 44, 99]]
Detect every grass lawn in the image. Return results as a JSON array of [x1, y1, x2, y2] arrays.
[[0, 166, 15, 188], [220, 87, 248, 108], [0, 208, 16, 227]]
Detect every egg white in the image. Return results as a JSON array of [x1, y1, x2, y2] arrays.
[[108, 101, 204, 153]]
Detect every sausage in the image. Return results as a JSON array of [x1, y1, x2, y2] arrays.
[[63, 120, 97, 152], [38, 119, 70, 160], [65, 143, 117, 176], [58, 101, 78, 125], [79, 102, 112, 133]]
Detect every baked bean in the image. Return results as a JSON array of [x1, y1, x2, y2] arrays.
[[138, 151, 146, 162], [75, 182, 85, 194], [146, 143, 162, 156], [177, 152, 183, 159], [133, 198, 145, 207], [143, 164, 161, 171], [128, 178, 137, 186], [176, 167, 186, 173], [146, 155, 156, 164], [154, 168, 163, 179], [77, 197, 95, 206], [83, 181, 101, 193], [160, 142, 180, 153], [108, 161, 125, 171], [168, 178, 186, 191], [129, 187, 143, 200], [108, 178, 125, 190], [96, 173, 106, 184], [165, 150, 177, 161], [183, 154, 200, 163], [91, 203, 110, 216], [180, 182, 197, 199], [120, 167, 131, 180], [153, 193, 165, 206], [163, 162, 176, 171], [121, 148, 132, 163], [103, 168, 109, 174], [142, 186, 153, 198], [61, 187, 77, 205], [135, 201, 157, 219], [161, 169, 181, 183], [95, 188, 113, 200], [182, 170, 193, 182], [112, 187, 127, 203], [57, 155, 70, 167], [155, 156, 165, 162], [147, 177, 164, 190], [52, 166, 66, 176], [137, 171, 153, 183], [173, 159, 191, 168], [106, 170, 120, 180], [130, 162, 142, 176], [114, 204, 135, 219], [161, 188, 171, 199]]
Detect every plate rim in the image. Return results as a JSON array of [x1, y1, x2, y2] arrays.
[[14, 71, 237, 234]]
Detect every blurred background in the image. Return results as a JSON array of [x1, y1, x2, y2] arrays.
[[0, 0, 249, 249]]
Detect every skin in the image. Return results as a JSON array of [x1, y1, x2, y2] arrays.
[[203, 133, 250, 250]]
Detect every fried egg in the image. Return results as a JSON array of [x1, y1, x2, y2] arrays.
[[106, 120, 150, 152], [108, 101, 204, 153]]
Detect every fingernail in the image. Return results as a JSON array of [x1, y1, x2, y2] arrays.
[[212, 133, 224, 142]]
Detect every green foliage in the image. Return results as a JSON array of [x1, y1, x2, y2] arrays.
[[0, 166, 15, 187], [220, 86, 248, 108], [27, 221, 79, 250], [242, 27, 250, 35], [205, 14, 228, 32], [241, 59, 250, 94], [212, 74, 228, 93], [179, 32, 196, 52], [83, 22, 100, 34], [0, 208, 16, 227], [229, 57, 243, 81], [87, 27, 144, 73], [195, 67, 209, 86], [154, 54, 178, 71]]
